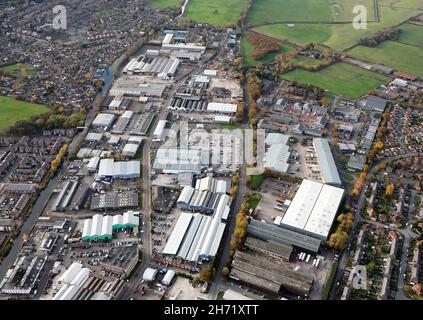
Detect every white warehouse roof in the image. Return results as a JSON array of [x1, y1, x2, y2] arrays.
[[98, 159, 140, 178], [207, 102, 238, 114], [281, 179, 344, 239], [92, 113, 115, 128], [162, 212, 193, 256], [313, 138, 342, 186]]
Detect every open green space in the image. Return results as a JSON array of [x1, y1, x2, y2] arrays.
[[396, 23, 423, 47], [248, 194, 262, 210], [100, 9, 115, 17], [249, 175, 264, 190], [184, 0, 249, 26], [348, 40, 423, 77], [254, 24, 333, 45], [241, 32, 294, 66], [246, 0, 375, 26], [252, 0, 422, 50], [0, 96, 48, 131], [0, 63, 37, 77], [282, 62, 390, 99], [146, 0, 182, 9]]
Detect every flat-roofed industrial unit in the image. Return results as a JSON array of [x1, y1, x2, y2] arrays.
[[153, 147, 210, 174], [85, 132, 103, 142], [230, 251, 314, 296], [313, 138, 342, 187], [207, 102, 237, 114], [98, 159, 140, 179], [111, 111, 133, 134], [247, 219, 321, 252], [280, 179, 344, 240], [92, 113, 116, 129]]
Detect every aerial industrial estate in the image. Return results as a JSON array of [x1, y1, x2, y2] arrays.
[[0, 0, 422, 303]]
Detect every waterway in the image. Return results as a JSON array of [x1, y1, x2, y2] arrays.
[[0, 65, 114, 280]]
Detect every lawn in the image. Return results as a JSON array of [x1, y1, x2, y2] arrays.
[[250, 0, 422, 50], [249, 174, 264, 190], [348, 41, 423, 77], [246, 0, 375, 26], [146, 0, 182, 9], [282, 62, 390, 99], [396, 23, 423, 47], [184, 0, 249, 26], [219, 121, 241, 130], [241, 32, 294, 66], [0, 96, 48, 131], [248, 194, 262, 210], [0, 63, 37, 77]]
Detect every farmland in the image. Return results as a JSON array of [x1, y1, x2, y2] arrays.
[[184, 0, 249, 26], [396, 23, 423, 47], [146, 0, 182, 9], [281, 62, 390, 99], [348, 41, 423, 77], [246, 0, 375, 26], [254, 24, 332, 45], [250, 0, 422, 50], [0, 96, 48, 131]]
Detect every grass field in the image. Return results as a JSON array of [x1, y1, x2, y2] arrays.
[[255, 24, 332, 45], [396, 23, 423, 47], [0, 96, 48, 131], [241, 32, 294, 66], [282, 62, 390, 99], [184, 0, 249, 26], [0, 63, 37, 77], [251, 0, 422, 50], [348, 41, 423, 77], [146, 0, 182, 9], [246, 0, 375, 26]]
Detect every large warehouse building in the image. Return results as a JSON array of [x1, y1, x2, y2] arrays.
[[153, 147, 210, 174], [264, 133, 291, 174], [278, 179, 344, 240], [98, 159, 140, 179], [82, 211, 139, 241], [313, 138, 342, 187], [162, 192, 231, 263]]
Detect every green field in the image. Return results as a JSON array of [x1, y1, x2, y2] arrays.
[[396, 23, 423, 47], [0, 63, 37, 77], [251, 0, 422, 50], [246, 0, 375, 26], [282, 62, 390, 99], [0, 96, 48, 131], [242, 32, 294, 66], [255, 24, 332, 45], [146, 0, 182, 9], [348, 41, 423, 77], [184, 0, 249, 26]]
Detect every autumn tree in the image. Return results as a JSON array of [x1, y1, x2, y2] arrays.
[[385, 183, 395, 196]]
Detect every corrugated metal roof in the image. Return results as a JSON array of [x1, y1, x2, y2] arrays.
[[162, 213, 193, 256], [313, 138, 342, 186]]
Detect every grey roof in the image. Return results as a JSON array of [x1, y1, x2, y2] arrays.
[[313, 138, 342, 186], [244, 237, 293, 261], [247, 219, 321, 252], [366, 96, 388, 112]]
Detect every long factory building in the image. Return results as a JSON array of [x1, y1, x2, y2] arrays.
[[277, 179, 345, 240], [161, 192, 230, 263], [313, 138, 342, 187], [177, 177, 229, 214]]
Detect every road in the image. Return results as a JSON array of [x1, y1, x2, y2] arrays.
[[0, 67, 113, 281], [329, 152, 420, 300], [207, 78, 250, 300]]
